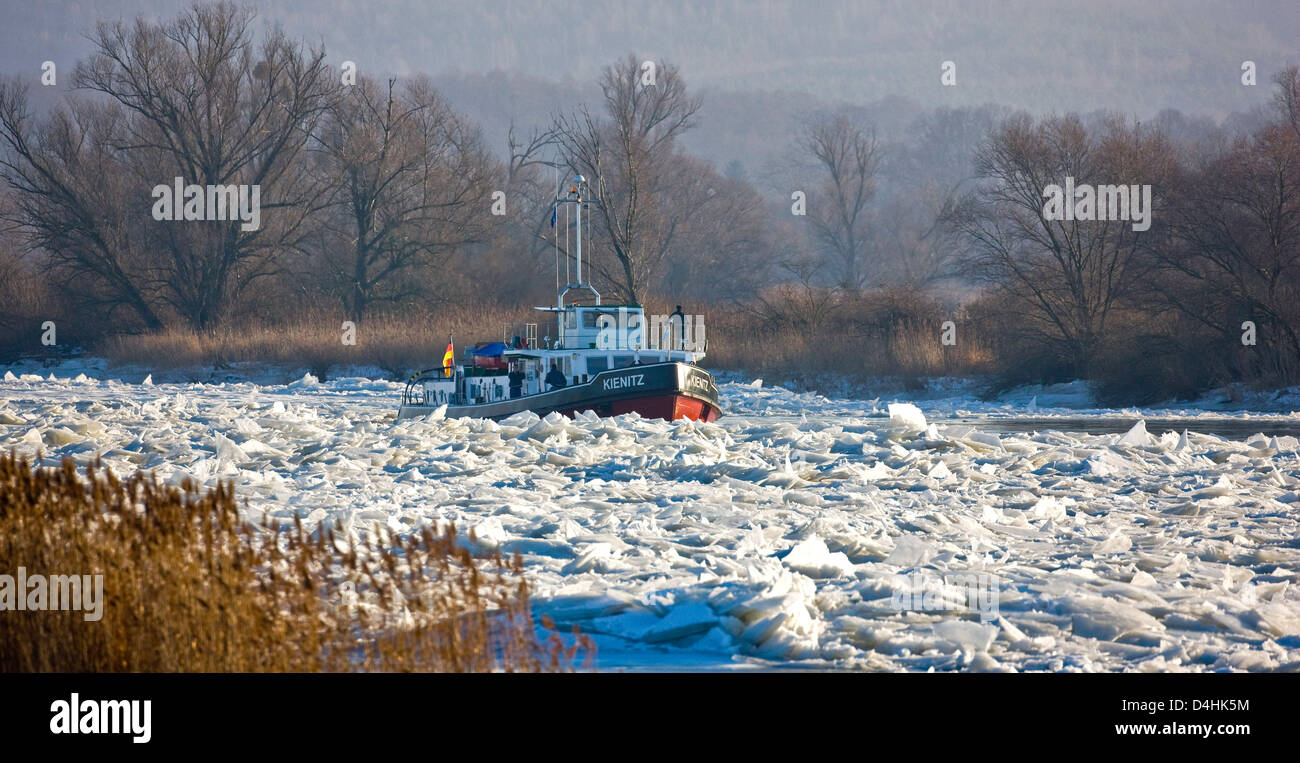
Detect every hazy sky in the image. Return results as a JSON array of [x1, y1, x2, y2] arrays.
[[6, 0, 1298, 118]]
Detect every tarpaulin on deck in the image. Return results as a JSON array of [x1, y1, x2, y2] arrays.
[[472, 342, 507, 357]]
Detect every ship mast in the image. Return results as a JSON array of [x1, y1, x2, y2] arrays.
[[555, 174, 600, 309]]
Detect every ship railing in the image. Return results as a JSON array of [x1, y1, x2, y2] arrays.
[[502, 321, 553, 350], [401, 367, 452, 407]]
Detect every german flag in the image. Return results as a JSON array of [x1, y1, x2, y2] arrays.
[[442, 341, 454, 373]]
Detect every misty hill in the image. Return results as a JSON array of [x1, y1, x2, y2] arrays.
[[8, 0, 1297, 121]]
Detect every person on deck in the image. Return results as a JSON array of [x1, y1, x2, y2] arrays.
[[545, 362, 567, 390], [669, 305, 686, 350], [508, 364, 525, 398]]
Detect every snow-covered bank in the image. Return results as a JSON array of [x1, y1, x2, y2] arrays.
[[2, 366, 1299, 671], [717, 371, 1300, 420], [0, 356, 397, 387]]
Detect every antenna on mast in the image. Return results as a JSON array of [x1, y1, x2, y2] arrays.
[[553, 162, 560, 296], [554, 174, 599, 310]]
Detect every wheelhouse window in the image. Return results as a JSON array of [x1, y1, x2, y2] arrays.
[[582, 310, 614, 329]]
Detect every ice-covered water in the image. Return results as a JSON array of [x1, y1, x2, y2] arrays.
[[3, 368, 1299, 672]]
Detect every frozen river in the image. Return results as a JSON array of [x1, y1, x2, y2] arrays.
[[3, 367, 1299, 672]]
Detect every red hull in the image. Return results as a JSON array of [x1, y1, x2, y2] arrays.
[[555, 392, 720, 422]]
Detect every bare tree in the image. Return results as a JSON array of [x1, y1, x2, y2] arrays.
[[869, 189, 960, 289], [74, 1, 335, 329], [657, 154, 774, 304], [867, 105, 999, 290], [0, 84, 165, 330], [1273, 66, 1300, 143], [801, 112, 881, 291], [950, 113, 1174, 376], [502, 123, 566, 289], [316, 75, 497, 320], [1158, 70, 1300, 382], [553, 54, 701, 304]]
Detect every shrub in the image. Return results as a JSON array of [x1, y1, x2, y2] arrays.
[[703, 287, 993, 385]]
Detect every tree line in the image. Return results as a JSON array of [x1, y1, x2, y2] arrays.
[[1, 2, 1297, 401]]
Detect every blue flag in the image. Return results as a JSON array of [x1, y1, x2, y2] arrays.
[[550, 206, 557, 228]]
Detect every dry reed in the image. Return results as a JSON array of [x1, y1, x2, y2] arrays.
[[0, 452, 592, 672]]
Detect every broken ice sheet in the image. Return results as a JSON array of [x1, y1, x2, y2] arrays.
[[1, 368, 1297, 671]]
